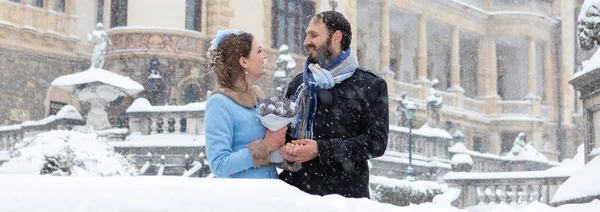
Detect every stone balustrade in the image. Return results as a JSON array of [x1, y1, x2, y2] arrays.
[[463, 98, 485, 114], [499, 100, 531, 115], [449, 142, 554, 172], [394, 81, 422, 100], [540, 104, 553, 120], [388, 125, 453, 160], [443, 171, 569, 208], [0, 105, 84, 151], [126, 98, 206, 135]]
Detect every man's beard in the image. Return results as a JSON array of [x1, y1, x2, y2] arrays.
[[306, 38, 332, 67]]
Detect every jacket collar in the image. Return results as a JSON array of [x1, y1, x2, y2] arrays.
[[211, 85, 265, 108]]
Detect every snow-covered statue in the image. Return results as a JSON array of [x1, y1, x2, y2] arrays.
[[509, 132, 528, 156], [426, 79, 443, 128], [395, 92, 409, 127], [577, 1, 600, 73], [273, 45, 296, 96], [88, 23, 111, 69], [578, 2, 600, 51]]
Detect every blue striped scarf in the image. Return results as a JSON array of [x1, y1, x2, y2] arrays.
[[291, 48, 359, 139]]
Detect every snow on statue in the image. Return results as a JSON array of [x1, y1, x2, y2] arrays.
[[88, 23, 112, 69], [577, 0, 600, 73], [426, 79, 443, 128]]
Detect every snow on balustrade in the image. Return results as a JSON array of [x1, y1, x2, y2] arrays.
[[498, 100, 531, 115], [448, 141, 556, 173], [126, 98, 207, 135], [394, 81, 422, 100], [443, 145, 585, 208], [0, 105, 84, 151]]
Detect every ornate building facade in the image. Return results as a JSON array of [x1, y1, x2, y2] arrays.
[[0, 0, 584, 161]]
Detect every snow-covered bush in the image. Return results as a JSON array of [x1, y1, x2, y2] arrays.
[[0, 127, 138, 176], [370, 176, 446, 206]]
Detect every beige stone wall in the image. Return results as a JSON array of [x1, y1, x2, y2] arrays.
[[128, 0, 187, 29], [74, 0, 97, 48], [229, 0, 266, 45]]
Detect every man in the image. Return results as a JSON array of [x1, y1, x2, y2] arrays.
[[280, 11, 389, 198]]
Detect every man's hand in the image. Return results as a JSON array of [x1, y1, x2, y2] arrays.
[[280, 143, 297, 162], [290, 139, 319, 163]]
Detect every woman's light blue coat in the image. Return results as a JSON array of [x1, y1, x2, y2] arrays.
[[204, 94, 278, 178]]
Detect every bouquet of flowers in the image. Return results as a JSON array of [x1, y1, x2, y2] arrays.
[[256, 96, 299, 163]]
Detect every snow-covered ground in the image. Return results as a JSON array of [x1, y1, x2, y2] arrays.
[[0, 130, 599, 211], [0, 174, 598, 212]]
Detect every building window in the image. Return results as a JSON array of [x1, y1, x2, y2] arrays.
[[49, 101, 67, 116], [473, 136, 483, 152], [8, 0, 20, 3], [271, 0, 315, 54], [183, 84, 200, 104], [185, 0, 203, 32], [32, 0, 43, 7], [55, 0, 65, 12], [110, 0, 128, 28], [97, 0, 104, 23]]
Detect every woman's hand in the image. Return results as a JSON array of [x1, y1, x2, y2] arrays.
[[263, 126, 287, 152]]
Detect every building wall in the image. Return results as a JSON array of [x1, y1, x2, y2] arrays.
[[230, 0, 266, 46], [128, 0, 187, 29]]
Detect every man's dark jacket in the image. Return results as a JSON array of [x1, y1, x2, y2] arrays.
[[280, 67, 389, 198]]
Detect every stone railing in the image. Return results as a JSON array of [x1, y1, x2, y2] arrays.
[[388, 125, 453, 160], [0, 105, 84, 151], [463, 98, 484, 114], [440, 91, 456, 107], [126, 98, 206, 135], [394, 81, 422, 100], [499, 100, 531, 115], [449, 143, 554, 172], [443, 171, 569, 208], [540, 104, 553, 120]]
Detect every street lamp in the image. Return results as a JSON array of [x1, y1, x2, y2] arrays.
[[405, 102, 416, 182]]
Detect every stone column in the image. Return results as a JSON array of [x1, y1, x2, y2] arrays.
[[207, 0, 233, 36], [543, 42, 555, 104], [417, 14, 428, 81], [478, 35, 500, 115], [417, 14, 430, 99], [448, 26, 464, 108], [489, 131, 502, 155], [449, 26, 462, 91], [527, 37, 538, 99], [379, 0, 390, 74], [379, 0, 395, 95], [527, 37, 541, 117]]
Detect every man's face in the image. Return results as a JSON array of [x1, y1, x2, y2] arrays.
[[304, 19, 333, 65]]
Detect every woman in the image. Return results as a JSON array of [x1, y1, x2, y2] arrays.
[[204, 30, 287, 178]]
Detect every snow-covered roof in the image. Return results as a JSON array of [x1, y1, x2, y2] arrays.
[[126, 98, 206, 113], [51, 68, 144, 96]]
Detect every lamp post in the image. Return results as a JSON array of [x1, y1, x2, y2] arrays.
[[405, 102, 416, 182]]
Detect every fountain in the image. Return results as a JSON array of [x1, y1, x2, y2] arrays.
[[51, 23, 144, 130]]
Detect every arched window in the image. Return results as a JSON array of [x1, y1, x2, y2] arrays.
[[183, 84, 200, 104]]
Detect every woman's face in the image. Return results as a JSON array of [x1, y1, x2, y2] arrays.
[[242, 39, 268, 81]]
